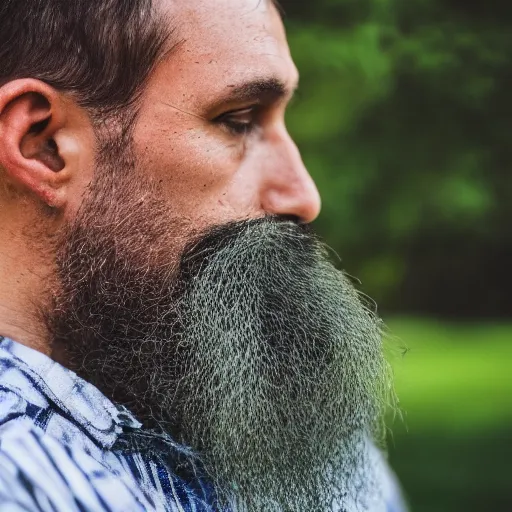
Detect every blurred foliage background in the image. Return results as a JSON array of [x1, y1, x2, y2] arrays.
[[279, 0, 511, 510]]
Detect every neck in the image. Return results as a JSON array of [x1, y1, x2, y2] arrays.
[[0, 226, 53, 356]]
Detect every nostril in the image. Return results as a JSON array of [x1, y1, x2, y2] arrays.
[[275, 213, 302, 225], [260, 181, 321, 224]]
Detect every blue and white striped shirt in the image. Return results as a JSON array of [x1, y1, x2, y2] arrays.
[[0, 337, 406, 511]]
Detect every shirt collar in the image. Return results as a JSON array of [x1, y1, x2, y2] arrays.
[[0, 336, 142, 449]]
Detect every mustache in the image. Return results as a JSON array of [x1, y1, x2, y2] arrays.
[[180, 215, 314, 271]]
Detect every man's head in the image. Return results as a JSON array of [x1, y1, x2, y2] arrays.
[[0, 0, 320, 346], [0, 1, 393, 510]]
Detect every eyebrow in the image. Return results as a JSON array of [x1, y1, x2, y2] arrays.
[[218, 76, 297, 107]]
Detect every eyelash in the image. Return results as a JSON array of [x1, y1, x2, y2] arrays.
[[215, 107, 258, 136]]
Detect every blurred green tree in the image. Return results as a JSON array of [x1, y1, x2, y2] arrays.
[[280, 0, 512, 317]]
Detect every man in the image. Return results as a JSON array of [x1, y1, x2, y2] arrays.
[[0, 0, 406, 510]]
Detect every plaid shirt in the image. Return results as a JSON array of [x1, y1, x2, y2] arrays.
[[0, 337, 406, 511]]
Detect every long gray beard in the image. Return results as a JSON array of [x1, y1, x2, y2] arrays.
[[172, 218, 392, 511], [46, 160, 393, 511]]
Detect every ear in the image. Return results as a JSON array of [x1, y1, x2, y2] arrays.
[[0, 79, 87, 209]]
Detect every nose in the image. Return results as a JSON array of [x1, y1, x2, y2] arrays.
[[259, 129, 321, 223]]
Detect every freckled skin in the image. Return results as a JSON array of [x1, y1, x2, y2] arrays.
[[0, 0, 321, 353], [135, 0, 321, 229]]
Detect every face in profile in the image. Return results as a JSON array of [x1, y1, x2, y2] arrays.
[[41, 0, 394, 510]]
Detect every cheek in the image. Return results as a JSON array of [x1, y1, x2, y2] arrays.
[[134, 124, 250, 225]]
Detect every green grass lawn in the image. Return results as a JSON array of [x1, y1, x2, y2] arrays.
[[384, 318, 512, 512]]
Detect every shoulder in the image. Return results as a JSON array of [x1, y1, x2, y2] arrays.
[[0, 423, 72, 510], [0, 424, 153, 511], [370, 443, 408, 512]]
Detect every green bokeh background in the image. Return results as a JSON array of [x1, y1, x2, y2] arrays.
[[279, 0, 511, 510]]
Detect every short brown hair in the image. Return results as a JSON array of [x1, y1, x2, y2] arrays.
[[0, 0, 172, 117]]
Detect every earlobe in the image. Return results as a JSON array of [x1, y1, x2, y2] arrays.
[[0, 79, 74, 209]]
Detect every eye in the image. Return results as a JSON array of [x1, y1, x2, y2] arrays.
[[214, 106, 259, 136]]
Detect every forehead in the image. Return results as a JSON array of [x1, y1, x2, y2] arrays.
[[152, 0, 297, 107]]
